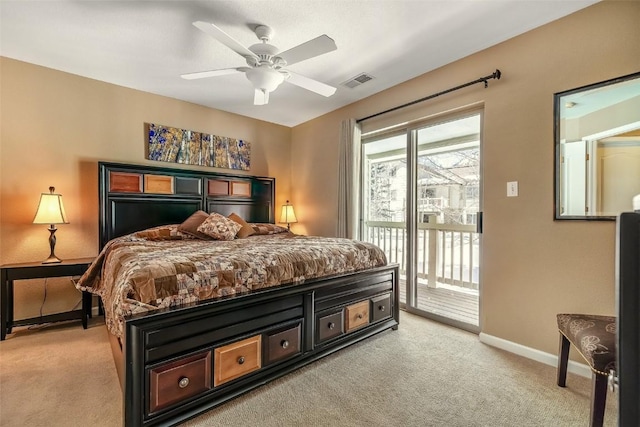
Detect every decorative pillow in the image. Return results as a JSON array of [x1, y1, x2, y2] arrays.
[[135, 225, 196, 240], [178, 210, 212, 240], [197, 212, 243, 241], [250, 223, 289, 235], [228, 213, 256, 239]]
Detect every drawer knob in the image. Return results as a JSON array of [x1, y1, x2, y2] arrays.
[[379, 305, 385, 311], [237, 356, 245, 365], [281, 339, 289, 349], [178, 377, 190, 389], [357, 313, 363, 319], [328, 322, 335, 330]]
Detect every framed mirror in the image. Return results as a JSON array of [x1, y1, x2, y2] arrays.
[[555, 71, 640, 220]]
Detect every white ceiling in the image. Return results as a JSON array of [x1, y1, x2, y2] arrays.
[[0, 0, 598, 127]]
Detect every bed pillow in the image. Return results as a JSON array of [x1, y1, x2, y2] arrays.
[[178, 210, 212, 240], [135, 225, 196, 240], [228, 213, 256, 239], [250, 223, 289, 235], [197, 212, 243, 241]]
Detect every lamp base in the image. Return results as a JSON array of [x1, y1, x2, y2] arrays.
[[42, 255, 62, 264], [42, 225, 62, 263]]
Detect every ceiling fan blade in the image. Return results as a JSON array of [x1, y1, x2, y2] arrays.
[[193, 21, 258, 60], [286, 72, 336, 97], [254, 89, 269, 105], [181, 68, 247, 80], [277, 35, 337, 66]]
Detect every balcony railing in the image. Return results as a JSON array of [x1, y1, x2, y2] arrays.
[[365, 221, 479, 290]]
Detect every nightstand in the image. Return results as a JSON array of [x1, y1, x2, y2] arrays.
[[0, 257, 94, 340]]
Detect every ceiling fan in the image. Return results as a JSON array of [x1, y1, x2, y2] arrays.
[[182, 21, 338, 105]]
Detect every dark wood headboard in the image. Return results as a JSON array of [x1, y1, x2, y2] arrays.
[[98, 162, 275, 248]]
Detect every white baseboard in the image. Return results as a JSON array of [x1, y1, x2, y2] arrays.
[[479, 332, 592, 379]]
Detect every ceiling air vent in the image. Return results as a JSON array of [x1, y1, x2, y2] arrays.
[[341, 73, 375, 89]]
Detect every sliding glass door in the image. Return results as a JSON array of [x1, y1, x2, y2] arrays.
[[362, 111, 481, 332]]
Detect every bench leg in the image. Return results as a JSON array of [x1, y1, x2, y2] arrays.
[[81, 291, 91, 329], [590, 372, 607, 427], [557, 333, 570, 387]]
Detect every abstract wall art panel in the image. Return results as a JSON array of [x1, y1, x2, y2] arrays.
[[201, 133, 215, 167], [213, 136, 229, 169], [147, 123, 251, 171]]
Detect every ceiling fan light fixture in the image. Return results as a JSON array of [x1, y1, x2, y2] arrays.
[[245, 66, 285, 92]]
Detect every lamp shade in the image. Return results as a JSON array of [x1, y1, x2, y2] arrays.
[[279, 200, 297, 225], [33, 187, 69, 225], [245, 66, 285, 92]]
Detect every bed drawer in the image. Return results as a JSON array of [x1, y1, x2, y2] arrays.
[[264, 323, 302, 365], [214, 335, 262, 387], [317, 310, 345, 343], [148, 350, 212, 414], [370, 293, 392, 323], [345, 300, 370, 332]]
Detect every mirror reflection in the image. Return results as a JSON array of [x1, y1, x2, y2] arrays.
[[555, 72, 640, 220]]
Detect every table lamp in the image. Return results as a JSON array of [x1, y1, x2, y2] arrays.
[[279, 200, 297, 230], [33, 186, 69, 263]]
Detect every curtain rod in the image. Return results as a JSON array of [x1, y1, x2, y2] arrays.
[[356, 69, 502, 123]]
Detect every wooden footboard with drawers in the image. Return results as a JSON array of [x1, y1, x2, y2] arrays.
[[119, 264, 399, 426]]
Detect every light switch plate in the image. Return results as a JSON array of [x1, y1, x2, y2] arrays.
[[507, 181, 518, 197]]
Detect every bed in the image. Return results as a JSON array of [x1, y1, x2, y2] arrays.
[[80, 161, 399, 426]]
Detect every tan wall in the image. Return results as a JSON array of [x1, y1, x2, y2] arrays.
[[0, 58, 291, 319], [291, 1, 640, 356]]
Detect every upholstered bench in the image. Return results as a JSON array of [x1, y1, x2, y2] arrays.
[[556, 313, 616, 427]]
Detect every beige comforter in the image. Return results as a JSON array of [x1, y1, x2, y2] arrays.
[[77, 231, 387, 338]]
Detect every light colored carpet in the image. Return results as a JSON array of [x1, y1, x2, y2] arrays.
[[0, 311, 617, 426]]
